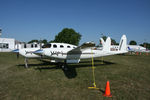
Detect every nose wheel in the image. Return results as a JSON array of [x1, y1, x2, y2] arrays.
[[61, 63, 68, 70], [24, 58, 28, 68]]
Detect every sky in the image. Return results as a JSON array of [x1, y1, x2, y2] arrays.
[[0, 0, 150, 45]]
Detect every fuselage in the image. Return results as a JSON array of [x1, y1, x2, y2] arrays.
[[18, 42, 127, 60], [40, 43, 119, 60]]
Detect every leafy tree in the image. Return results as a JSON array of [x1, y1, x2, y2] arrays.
[[28, 39, 48, 44], [129, 40, 137, 45], [102, 35, 118, 45], [28, 40, 39, 43], [41, 39, 48, 44], [102, 36, 107, 41], [53, 28, 81, 45], [140, 42, 150, 50], [111, 39, 117, 45]]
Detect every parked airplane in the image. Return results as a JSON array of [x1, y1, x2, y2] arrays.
[[127, 45, 150, 53], [13, 35, 128, 69], [100, 37, 150, 53]]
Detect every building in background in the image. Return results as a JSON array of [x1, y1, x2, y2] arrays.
[[0, 29, 41, 52], [0, 38, 15, 52]]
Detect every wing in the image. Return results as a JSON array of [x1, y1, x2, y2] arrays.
[[68, 42, 95, 54]]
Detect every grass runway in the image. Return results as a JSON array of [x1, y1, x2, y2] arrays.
[[0, 52, 150, 100]]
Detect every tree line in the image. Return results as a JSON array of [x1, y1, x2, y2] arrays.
[[28, 28, 150, 50]]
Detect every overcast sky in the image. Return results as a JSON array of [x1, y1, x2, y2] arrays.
[[0, 0, 150, 45]]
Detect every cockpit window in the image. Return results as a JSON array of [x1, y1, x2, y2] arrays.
[[60, 45, 64, 48], [42, 44, 51, 48], [53, 44, 57, 48]]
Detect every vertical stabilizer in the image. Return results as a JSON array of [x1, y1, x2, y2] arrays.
[[118, 35, 127, 52], [103, 37, 111, 52], [100, 38, 105, 47]]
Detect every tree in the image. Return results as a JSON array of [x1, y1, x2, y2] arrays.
[[129, 40, 137, 45], [41, 39, 48, 44], [28, 39, 48, 44], [101, 35, 118, 45], [28, 39, 39, 43], [53, 28, 82, 45], [102, 36, 107, 41], [111, 39, 117, 45], [140, 42, 150, 50]]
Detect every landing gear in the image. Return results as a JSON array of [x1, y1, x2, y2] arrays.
[[24, 58, 28, 68], [58, 60, 68, 70], [61, 63, 68, 70]]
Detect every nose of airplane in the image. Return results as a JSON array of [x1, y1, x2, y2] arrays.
[[12, 49, 19, 53]]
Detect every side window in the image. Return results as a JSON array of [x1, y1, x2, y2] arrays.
[[35, 44, 37, 48], [0, 43, 9, 49], [53, 44, 57, 48], [67, 46, 71, 48], [6, 44, 9, 49], [42, 44, 51, 48], [31, 44, 34, 48], [48, 44, 51, 48], [60, 45, 64, 48], [3, 44, 6, 48]]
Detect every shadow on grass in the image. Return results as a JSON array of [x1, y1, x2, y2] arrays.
[[17, 59, 115, 79]]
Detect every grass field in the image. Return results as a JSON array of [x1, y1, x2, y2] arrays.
[[0, 52, 150, 100]]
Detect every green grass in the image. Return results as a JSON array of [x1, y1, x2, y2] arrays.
[[0, 52, 150, 100]]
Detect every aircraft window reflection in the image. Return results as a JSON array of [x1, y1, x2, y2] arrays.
[[53, 44, 57, 48], [42, 44, 51, 48], [60, 45, 64, 48]]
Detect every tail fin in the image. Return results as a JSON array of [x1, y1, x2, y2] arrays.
[[103, 37, 111, 52], [100, 38, 105, 47], [118, 35, 127, 52]]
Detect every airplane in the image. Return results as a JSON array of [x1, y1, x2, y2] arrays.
[[100, 37, 150, 53], [127, 45, 150, 53], [12, 35, 128, 69]]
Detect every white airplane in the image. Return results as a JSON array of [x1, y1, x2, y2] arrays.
[[100, 37, 150, 53], [13, 35, 128, 69], [127, 45, 150, 53]]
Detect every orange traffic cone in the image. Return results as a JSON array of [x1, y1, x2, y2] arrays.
[[103, 81, 112, 97]]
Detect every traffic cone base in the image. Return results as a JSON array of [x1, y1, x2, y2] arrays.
[[103, 93, 112, 97]]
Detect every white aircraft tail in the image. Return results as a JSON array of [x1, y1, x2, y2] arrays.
[[103, 37, 111, 52], [118, 35, 127, 52], [100, 38, 105, 47]]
